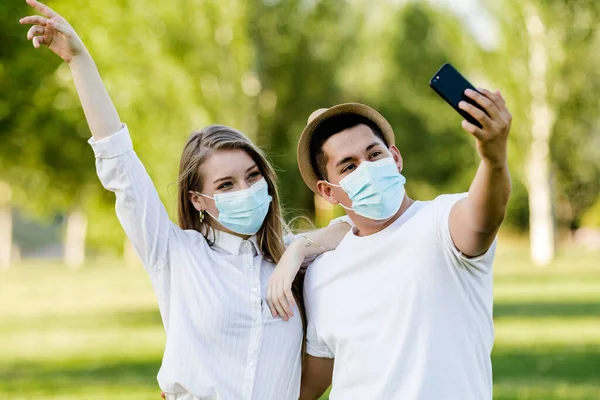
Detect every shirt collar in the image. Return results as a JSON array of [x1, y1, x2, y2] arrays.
[[213, 229, 259, 256]]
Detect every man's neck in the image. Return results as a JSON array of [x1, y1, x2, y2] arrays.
[[352, 196, 415, 237]]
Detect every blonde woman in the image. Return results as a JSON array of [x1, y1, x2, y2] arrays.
[[19, 1, 349, 399]]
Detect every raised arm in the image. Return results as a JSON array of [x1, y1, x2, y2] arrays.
[[20, 0, 120, 139], [20, 0, 176, 270], [450, 88, 512, 257], [266, 220, 351, 320]]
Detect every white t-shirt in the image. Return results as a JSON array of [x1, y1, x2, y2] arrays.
[[304, 194, 496, 400]]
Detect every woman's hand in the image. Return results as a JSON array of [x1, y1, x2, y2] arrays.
[[19, 0, 87, 63], [267, 220, 351, 321], [266, 242, 303, 322]]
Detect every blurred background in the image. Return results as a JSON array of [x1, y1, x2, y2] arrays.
[[1, 0, 599, 399]]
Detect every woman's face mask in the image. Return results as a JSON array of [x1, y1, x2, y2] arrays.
[[326, 157, 406, 220], [197, 178, 272, 235]]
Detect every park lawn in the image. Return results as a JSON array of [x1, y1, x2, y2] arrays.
[[1, 241, 599, 399]]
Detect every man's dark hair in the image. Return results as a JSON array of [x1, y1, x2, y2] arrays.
[[310, 113, 388, 181]]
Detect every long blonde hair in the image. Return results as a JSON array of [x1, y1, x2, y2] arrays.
[[177, 125, 286, 264]]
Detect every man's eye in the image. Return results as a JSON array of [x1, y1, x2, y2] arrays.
[[341, 164, 356, 174], [369, 151, 382, 159]]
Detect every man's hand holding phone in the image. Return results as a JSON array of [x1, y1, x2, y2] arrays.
[[459, 88, 512, 168], [429, 63, 512, 168]]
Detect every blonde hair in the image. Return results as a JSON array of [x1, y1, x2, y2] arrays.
[[177, 124, 286, 264], [177, 125, 308, 358]]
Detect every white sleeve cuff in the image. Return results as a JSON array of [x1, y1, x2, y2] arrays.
[[306, 341, 334, 359], [88, 124, 133, 159]]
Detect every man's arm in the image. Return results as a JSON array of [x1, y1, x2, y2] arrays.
[[300, 355, 334, 400], [450, 88, 512, 257]]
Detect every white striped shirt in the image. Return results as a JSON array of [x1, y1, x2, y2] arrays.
[[89, 125, 303, 400]]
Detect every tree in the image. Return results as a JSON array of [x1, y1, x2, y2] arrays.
[[248, 0, 353, 221], [483, 0, 600, 264]]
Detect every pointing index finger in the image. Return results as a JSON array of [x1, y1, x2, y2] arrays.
[[26, 0, 58, 18]]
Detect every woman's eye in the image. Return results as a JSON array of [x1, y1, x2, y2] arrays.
[[248, 171, 261, 180], [217, 182, 233, 190]]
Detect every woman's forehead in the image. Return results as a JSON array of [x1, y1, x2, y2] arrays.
[[202, 149, 257, 179]]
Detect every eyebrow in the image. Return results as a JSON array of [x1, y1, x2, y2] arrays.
[[334, 142, 382, 168], [213, 164, 258, 184]]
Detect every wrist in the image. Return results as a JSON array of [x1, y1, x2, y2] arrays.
[[67, 50, 93, 67], [289, 238, 311, 259], [481, 157, 508, 171]]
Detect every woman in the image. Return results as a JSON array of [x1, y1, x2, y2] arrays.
[[19, 1, 348, 399]]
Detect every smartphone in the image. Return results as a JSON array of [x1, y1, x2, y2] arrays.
[[429, 63, 485, 128]]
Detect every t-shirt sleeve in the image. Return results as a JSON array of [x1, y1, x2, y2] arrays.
[[305, 320, 334, 359], [435, 193, 497, 277], [304, 279, 335, 359]]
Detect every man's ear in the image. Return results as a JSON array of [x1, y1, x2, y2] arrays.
[[316, 180, 340, 205], [389, 145, 403, 172], [188, 191, 207, 212]]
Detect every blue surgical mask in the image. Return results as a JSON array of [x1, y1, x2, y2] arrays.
[[327, 157, 406, 220], [198, 178, 272, 235]]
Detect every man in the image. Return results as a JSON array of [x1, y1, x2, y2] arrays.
[[297, 89, 512, 399]]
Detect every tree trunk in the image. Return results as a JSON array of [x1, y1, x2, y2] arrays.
[[64, 209, 88, 269], [525, 3, 555, 266], [0, 181, 12, 270]]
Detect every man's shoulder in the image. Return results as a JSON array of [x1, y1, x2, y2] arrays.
[[430, 192, 468, 205], [304, 246, 346, 290], [420, 193, 468, 215]]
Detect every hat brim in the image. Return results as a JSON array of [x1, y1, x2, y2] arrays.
[[297, 103, 395, 194]]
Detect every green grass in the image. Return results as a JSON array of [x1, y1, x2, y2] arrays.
[[1, 242, 600, 399]]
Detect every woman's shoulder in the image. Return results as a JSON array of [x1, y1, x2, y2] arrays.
[[171, 226, 210, 251]]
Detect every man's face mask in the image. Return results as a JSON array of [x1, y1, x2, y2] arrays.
[[197, 178, 272, 235], [326, 157, 406, 221]]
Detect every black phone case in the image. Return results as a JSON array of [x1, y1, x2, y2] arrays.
[[429, 63, 485, 129]]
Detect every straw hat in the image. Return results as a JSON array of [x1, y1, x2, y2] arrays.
[[296, 103, 395, 193]]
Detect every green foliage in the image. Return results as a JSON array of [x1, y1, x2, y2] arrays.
[[482, 0, 600, 229], [249, 0, 353, 218], [1, 0, 599, 246], [0, 1, 93, 216]]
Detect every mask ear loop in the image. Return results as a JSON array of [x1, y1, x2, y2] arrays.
[[194, 191, 218, 222], [323, 181, 355, 212]]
